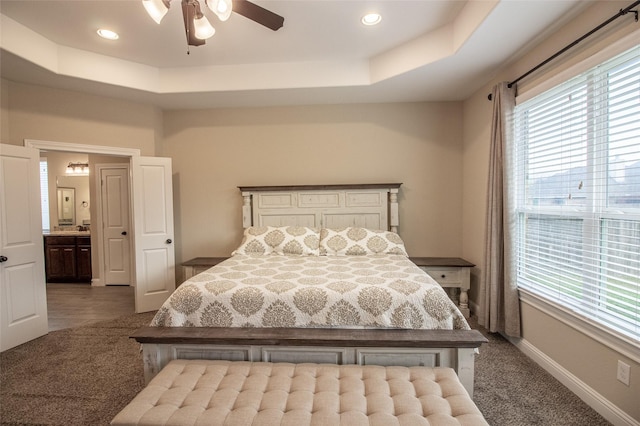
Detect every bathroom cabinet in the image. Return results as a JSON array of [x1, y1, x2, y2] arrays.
[[44, 235, 91, 283]]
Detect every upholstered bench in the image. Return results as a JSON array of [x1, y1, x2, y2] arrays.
[[112, 360, 488, 426]]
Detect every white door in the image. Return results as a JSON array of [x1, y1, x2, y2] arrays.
[[100, 167, 131, 285], [132, 156, 175, 313], [0, 144, 48, 351]]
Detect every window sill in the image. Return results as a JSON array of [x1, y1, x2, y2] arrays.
[[519, 288, 640, 364]]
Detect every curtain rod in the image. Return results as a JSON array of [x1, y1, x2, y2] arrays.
[[488, 1, 639, 101]]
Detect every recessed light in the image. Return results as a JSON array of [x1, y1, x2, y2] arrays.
[[361, 13, 381, 26], [97, 29, 119, 40]]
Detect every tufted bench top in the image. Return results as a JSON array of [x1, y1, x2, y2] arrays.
[[111, 360, 488, 426]]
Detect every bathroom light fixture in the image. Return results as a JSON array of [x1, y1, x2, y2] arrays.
[[361, 13, 382, 26], [66, 162, 89, 175]]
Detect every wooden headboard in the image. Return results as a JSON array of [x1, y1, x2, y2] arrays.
[[238, 184, 402, 232]]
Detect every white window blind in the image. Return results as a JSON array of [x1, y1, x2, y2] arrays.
[[40, 159, 50, 232], [513, 45, 640, 343]]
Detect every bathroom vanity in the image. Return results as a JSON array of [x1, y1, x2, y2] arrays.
[[44, 233, 91, 283]]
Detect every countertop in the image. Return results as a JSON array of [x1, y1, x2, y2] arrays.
[[43, 230, 91, 236]]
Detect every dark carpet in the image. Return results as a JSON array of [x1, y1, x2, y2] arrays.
[[471, 320, 611, 426], [0, 312, 155, 425], [0, 314, 611, 425]]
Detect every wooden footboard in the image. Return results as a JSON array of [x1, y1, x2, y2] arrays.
[[131, 327, 487, 398]]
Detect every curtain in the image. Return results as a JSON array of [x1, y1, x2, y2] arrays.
[[479, 82, 521, 337]]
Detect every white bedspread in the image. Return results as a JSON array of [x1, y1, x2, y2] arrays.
[[151, 254, 470, 330]]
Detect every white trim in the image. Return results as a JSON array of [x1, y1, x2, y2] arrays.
[[24, 139, 141, 157], [93, 164, 108, 288], [508, 335, 640, 426], [516, 28, 640, 104], [520, 290, 640, 364]]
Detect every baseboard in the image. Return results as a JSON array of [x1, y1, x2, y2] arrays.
[[508, 336, 639, 426]]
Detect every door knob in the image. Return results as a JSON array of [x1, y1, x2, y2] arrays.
[[121, 231, 127, 236], [0, 256, 7, 263], [166, 239, 172, 244]]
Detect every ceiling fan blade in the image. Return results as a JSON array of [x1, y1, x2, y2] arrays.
[[182, 0, 205, 46], [233, 0, 284, 31]]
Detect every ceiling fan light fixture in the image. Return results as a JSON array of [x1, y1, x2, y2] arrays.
[[142, 0, 170, 24], [207, 0, 232, 21], [193, 14, 216, 39], [140, 0, 282, 48], [361, 13, 382, 26]]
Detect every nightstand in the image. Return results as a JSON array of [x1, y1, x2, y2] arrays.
[[409, 257, 475, 318], [181, 257, 229, 282]]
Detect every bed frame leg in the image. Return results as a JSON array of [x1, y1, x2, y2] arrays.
[[141, 344, 164, 385], [457, 348, 477, 398]]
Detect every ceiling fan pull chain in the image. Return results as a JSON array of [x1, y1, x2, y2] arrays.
[[186, 8, 191, 55]]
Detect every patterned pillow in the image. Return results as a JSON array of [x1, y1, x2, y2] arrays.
[[319, 227, 408, 256], [232, 226, 320, 256]]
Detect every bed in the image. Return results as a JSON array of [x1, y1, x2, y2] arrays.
[[132, 184, 486, 397]]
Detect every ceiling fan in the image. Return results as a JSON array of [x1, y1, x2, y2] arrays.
[[142, 0, 284, 47]]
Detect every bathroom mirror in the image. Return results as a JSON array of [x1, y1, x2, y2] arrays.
[[57, 187, 75, 225], [55, 175, 90, 228]]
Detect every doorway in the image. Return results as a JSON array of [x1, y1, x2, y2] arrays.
[[2, 141, 175, 349], [40, 151, 132, 287], [26, 138, 177, 315]]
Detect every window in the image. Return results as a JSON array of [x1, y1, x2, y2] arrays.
[[513, 45, 640, 343], [40, 159, 50, 232]]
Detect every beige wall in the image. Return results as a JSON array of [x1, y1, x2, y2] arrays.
[[1, 80, 162, 155], [163, 102, 464, 263], [462, 1, 639, 421], [1, 79, 8, 142]]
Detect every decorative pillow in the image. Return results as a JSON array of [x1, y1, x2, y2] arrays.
[[319, 227, 408, 256], [232, 226, 320, 256]]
